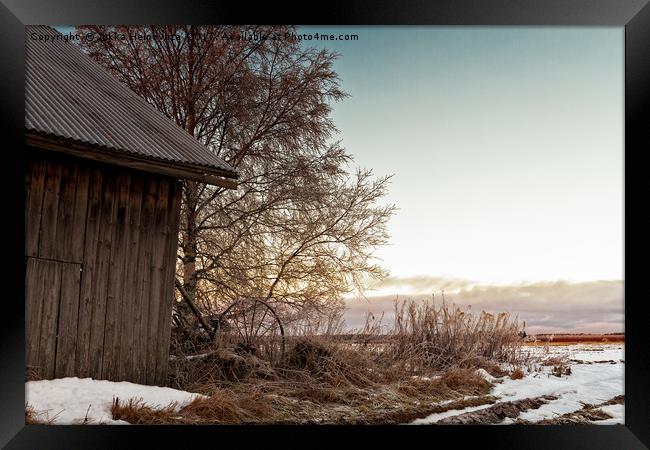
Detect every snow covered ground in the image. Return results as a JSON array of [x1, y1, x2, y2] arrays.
[[412, 344, 624, 425], [26, 377, 204, 424], [25, 344, 624, 425]]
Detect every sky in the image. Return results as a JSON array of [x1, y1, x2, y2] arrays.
[[300, 27, 624, 332], [56, 26, 624, 332]]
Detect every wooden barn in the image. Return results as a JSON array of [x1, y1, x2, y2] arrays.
[[24, 26, 238, 385]]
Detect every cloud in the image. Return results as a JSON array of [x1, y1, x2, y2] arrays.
[[365, 275, 475, 293], [343, 278, 624, 334]]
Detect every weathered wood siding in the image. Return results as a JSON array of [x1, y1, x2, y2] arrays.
[[25, 148, 181, 385]]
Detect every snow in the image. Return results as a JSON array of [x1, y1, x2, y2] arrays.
[[411, 344, 624, 425], [26, 377, 204, 424], [27, 344, 624, 426], [412, 375, 440, 382], [475, 368, 499, 383], [168, 351, 213, 361], [410, 397, 491, 425], [595, 404, 625, 425]]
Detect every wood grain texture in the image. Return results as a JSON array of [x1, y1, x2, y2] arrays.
[[87, 166, 117, 379], [133, 176, 158, 384], [146, 179, 170, 385], [76, 165, 104, 378], [35, 258, 62, 378], [54, 262, 82, 378], [25, 148, 182, 384], [156, 180, 183, 385], [25, 158, 46, 257], [101, 171, 131, 380], [118, 176, 144, 382], [25, 257, 46, 375], [38, 161, 63, 259]]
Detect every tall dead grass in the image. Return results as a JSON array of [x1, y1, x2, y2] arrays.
[[163, 299, 529, 424], [171, 299, 527, 387], [363, 299, 528, 375]]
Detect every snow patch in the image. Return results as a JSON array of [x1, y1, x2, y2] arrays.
[[409, 397, 485, 425], [475, 368, 499, 383], [26, 377, 204, 425], [595, 404, 624, 425], [411, 344, 624, 425]]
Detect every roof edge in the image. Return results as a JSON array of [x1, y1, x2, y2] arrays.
[[26, 131, 238, 189]]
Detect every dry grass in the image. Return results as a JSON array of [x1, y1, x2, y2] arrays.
[[551, 364, 572, 377], [160, 300, 530, 425], [111, 397, 181, 424], [281, 338, 379, 388], [176, 395, 243, 424], [376, 300, 526, 374], [439, 368, 492, 395], [25, 366, 42, 382], [179, 390, 274, 424], [531, 348, 572, 377], [473, 358, 510, 378], [110, 391, 276, 425], [540, 355, 569, 366], [509, 368, 525, 380], [161, 339, 501, 425], [25, 404, 53, 425]]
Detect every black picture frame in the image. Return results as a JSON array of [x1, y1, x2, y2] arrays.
[[1, 1, 647, 448]]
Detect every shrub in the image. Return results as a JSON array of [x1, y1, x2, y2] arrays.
[[509, 368, 525, 380], [375, 299, 526, 374]]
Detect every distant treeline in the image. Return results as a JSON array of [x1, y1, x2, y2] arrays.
[[528, 333, 624, 343]]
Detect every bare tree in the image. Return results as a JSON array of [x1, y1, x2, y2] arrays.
[[76, 25, 395, 328]]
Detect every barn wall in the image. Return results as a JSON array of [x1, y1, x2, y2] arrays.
[[25, 147, 182, 385]]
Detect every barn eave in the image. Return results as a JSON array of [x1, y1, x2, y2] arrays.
[[26, 130, 238, 190]]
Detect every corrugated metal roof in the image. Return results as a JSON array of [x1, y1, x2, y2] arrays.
[[25, 26, 237, 180]]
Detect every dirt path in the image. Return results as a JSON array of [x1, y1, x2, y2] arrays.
[[431, 395, 558, 425], [514, 395, 624, 425]]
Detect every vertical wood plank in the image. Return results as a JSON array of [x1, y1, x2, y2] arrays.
[[54, 262, 82, 378], [133, 175, 158, 384], [69, 166, 90, 263], [37, 160, 63, 259], [155, 180, 182, 386], [37, 259, 62, 378], [119, 175, 144, 382], [146, 178, 170, 385], [87, 167, 118, 379], [25, 154, 32, 207], [76, 166, 104, 378], [102, 172, 131, 381], [53, 162, 77, 262], [25, 156, 47, 257], [25, 258, 46, 376]]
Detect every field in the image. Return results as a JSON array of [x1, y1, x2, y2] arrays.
[[25, 301, 625, 425], [525, 334, 625, 345], [411, 343, 624, 425]]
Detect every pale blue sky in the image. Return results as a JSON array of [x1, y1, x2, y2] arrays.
[[301, 27, 623, 288]]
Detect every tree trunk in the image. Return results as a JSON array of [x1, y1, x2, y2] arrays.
[[182, 180, 198, 305], [181, 34, 199, 308]]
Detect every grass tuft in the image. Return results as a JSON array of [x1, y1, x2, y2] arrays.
[[110, 397, 180, 424], [509, 368, 525, 380]]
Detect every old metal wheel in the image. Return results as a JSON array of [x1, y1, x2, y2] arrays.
[[215, 298, 285, 364]]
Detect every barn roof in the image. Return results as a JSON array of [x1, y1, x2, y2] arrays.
[[25, 26, 238, 187]]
